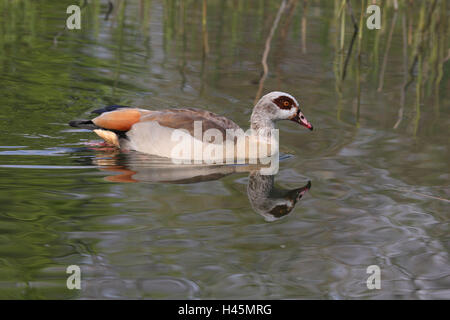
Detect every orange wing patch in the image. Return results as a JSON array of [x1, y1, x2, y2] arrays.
[[92, 108, 142, 131]]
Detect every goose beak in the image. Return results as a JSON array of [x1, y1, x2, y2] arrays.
[[291, 110, 313, 131], [285, 180, 312, 202]]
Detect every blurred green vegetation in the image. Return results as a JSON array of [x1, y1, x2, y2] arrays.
[[0, 0, 448, 134]]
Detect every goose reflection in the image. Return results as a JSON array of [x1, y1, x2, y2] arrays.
[[247, 171, 311, 222], [89, 147, 311, 221]]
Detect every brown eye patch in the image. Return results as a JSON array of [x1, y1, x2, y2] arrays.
[[273, 95, 296, 110], [269, 204, 291, 218]]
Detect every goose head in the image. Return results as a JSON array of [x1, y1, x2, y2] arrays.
[[250, 91, 313, 131]]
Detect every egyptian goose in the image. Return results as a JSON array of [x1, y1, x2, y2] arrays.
[[69, 91, 313, 162]]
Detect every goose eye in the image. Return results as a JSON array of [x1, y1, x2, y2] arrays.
[[283, 101, 289, 107]]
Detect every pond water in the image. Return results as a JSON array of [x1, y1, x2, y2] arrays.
[[0, 0, 449, 299]]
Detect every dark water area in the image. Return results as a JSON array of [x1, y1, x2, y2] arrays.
[[0, 0, 448, 299]]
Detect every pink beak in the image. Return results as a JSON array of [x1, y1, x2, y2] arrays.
[[291, 110, 313, 131]]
